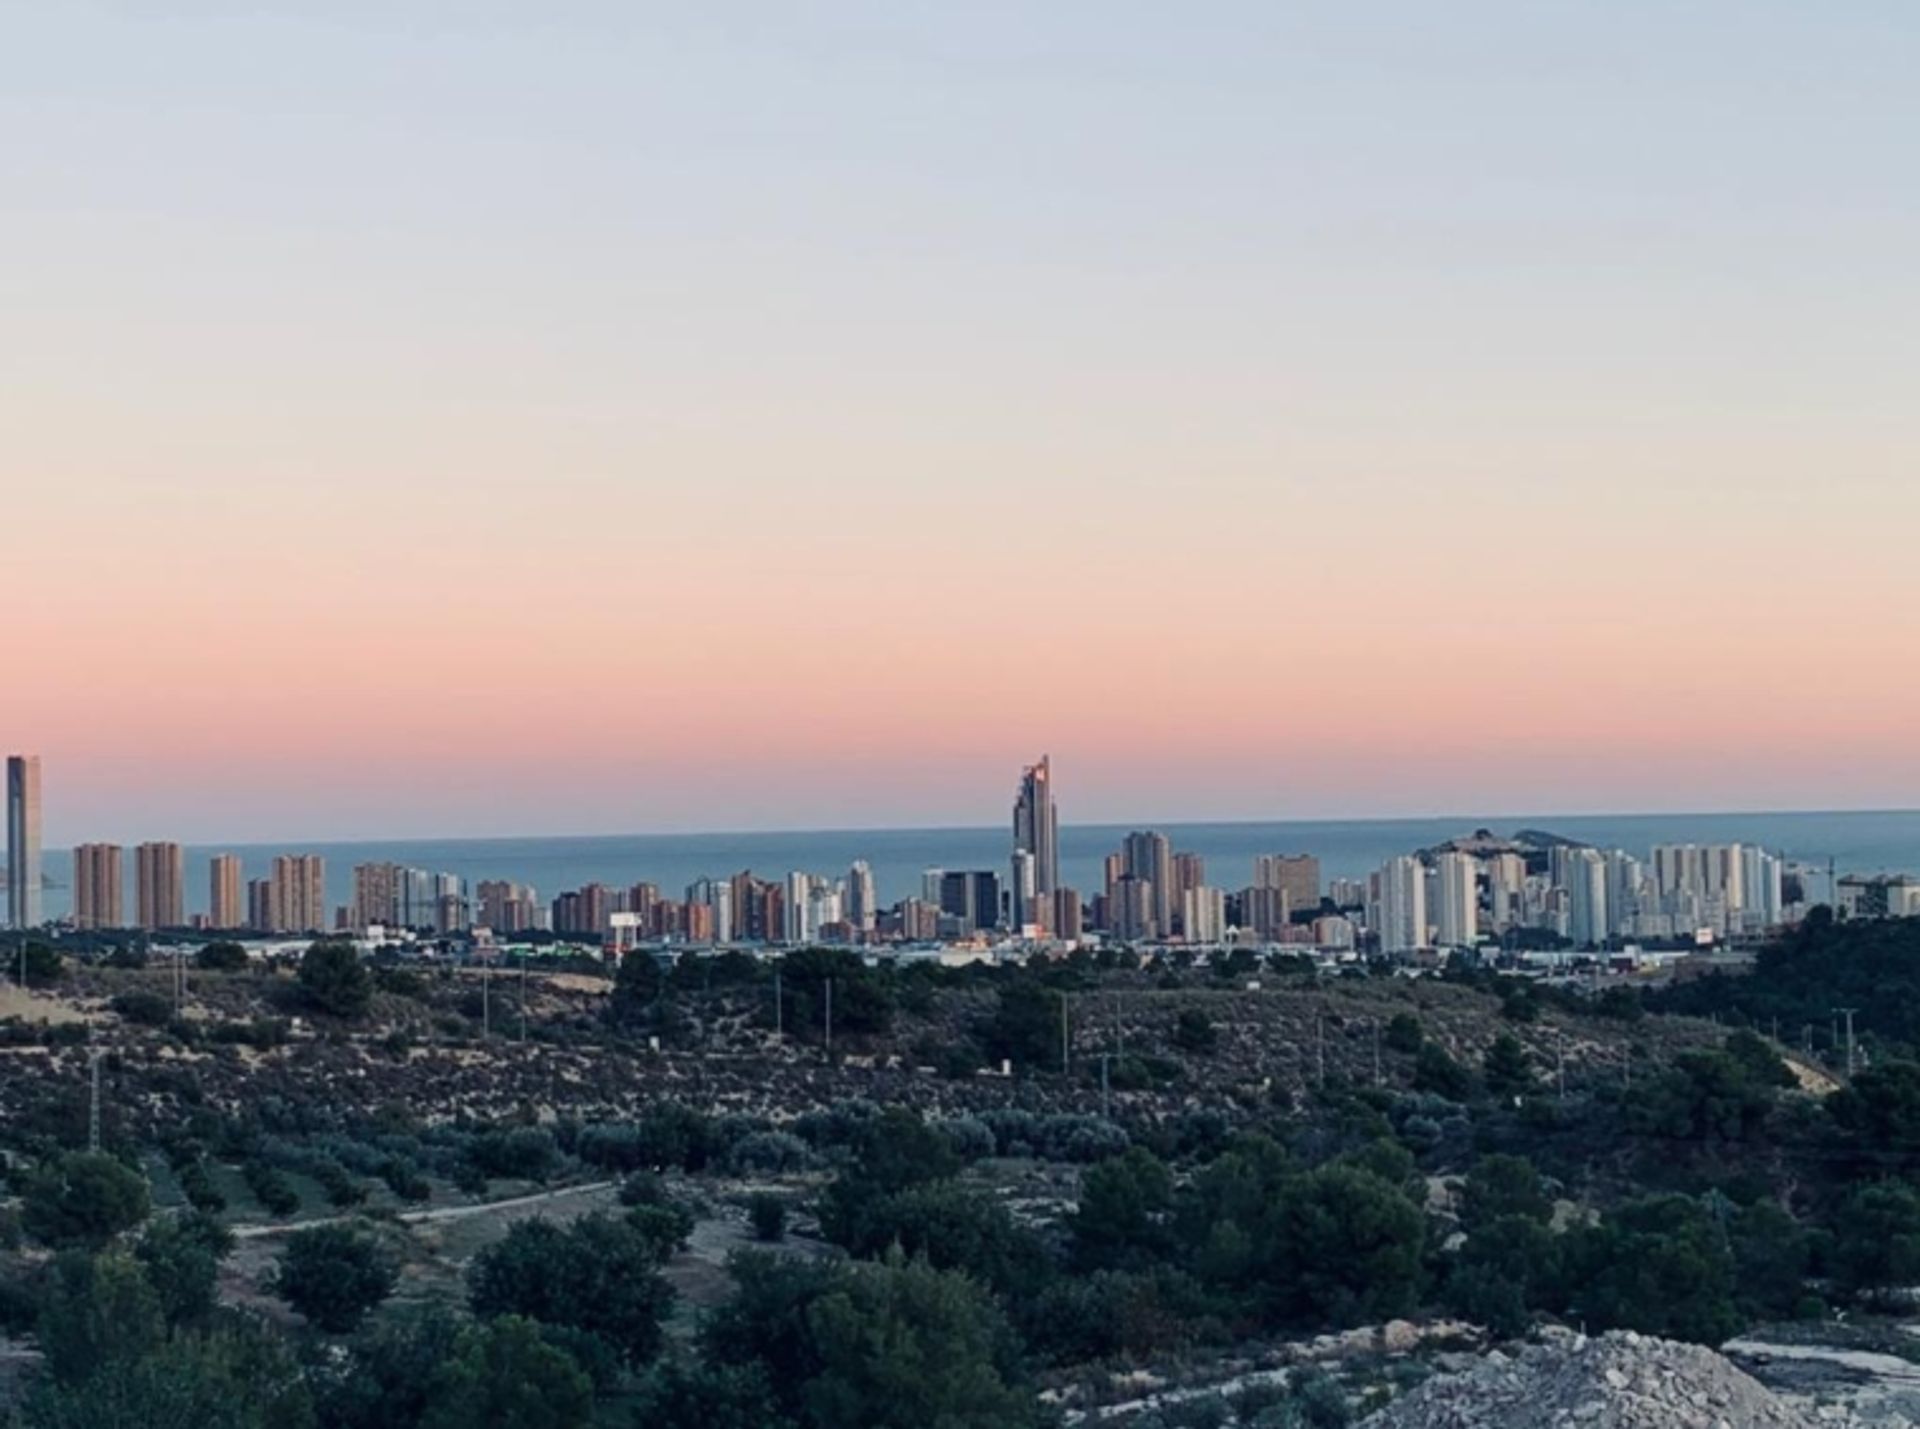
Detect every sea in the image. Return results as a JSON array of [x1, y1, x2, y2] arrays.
[[27, 809, 1920, 925]]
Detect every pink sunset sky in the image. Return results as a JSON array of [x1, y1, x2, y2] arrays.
[[5, 5, 1918, 843]]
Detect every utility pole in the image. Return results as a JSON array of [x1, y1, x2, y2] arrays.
[[824, 977, 833, 1054], [1100, 1053, 1111, 1119], [1059, 992, 1070, 1076], [1804, 1023, 1813, 1057], [1372, 1018, 1383, 1087], [88, 1049, 103, 1153], [1314, 1012, 1325, 1089], [774, 967, 783, 1038], [482, 961, 491, 1038], [519, 954, 528, 1044], [1557, 1032, 1567, 1103], [1835, 1007, 1858, 1078]]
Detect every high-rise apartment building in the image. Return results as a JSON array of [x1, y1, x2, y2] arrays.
[[352, 862, 398, 929], [6, 755, 42, 930], [1012, 756, 1060, 894], [1432, 852, 1478, 948], [478, 880, 539, 933], [269, 855, 327, 934], [209, 855, 243, 930], [247, 879, 273, 931], [1371, 856, 1428, 955], [1009, 849, 1036, 930], [1121, 831, 1173, 938], [846, 861, 876, 932], [1050, 887, 1085, 941], [1182, 885, 1227, 944], [72, 843, 124, 929], [784, 871, 814, 943], [1254, 854, 1321, 915], [1565, 847, 1609, 948], [136, 841, 186, 928], [937, 870, 1002, 935], [1170, 852, 1206, 936]]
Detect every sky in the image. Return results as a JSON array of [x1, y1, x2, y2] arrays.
[[4, 2, 1918, 844]]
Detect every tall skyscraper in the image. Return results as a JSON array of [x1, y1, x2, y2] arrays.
[[1565, 847, 1610, 948], [209, 855, 244, 930], [1122, 831, 1174, 938], [1012, 756, 1060, 894], [269, 855, 327, 934], [1009, 849, 1036, 930], [136, 841, 186, 928], [6, 755, 42, 930], [72, 843, 125, 930], [1371, 856, 1429, 955], [785, 871, 813, 943], [352, 862, 399, 929], [1432, 852, 1478, 948], [845, 861, 876, 933]]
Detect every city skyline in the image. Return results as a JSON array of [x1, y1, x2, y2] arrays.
[[8, 746, 1905, 945], [6, 4, 1919, 839]]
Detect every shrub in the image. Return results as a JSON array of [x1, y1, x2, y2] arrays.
[[748, 1193, 786, 1242], [298, 941, 373, 1019], [21, 1152, 151, 1250], [195, 941, 250, 972], [272, 1222, 399, 1333], [110, 989, 175, 1027], [242, 1160, 300, 1218]]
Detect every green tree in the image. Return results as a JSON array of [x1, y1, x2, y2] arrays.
[[802, 1254, 1042, 1429], [976, 980, 1061, 1071], [1831, 1180, 1920, 1306], [1072, 1145, 1174, 1270], [20, 941, 64, 986], [1828, 1060, 1920, 1175], [1561, 1195, 1742, 1344], [20, 1316, 313, 1429], [196, 941, 250, 972], [1635, 1038, 1786, 1144], [134, 1212, 233, 1326], [1272, 1164, 1426, 1326], [467, 1214, 673, 1365], [22, 1152, 151, 1250], [748, 1193, 787, 1243], [36, 1251, 165, 1385], [271, 1223, 398, 1334], [1460, 1155, 1551, 1232], [419, 1317, 593, 1429], [1172, 1008, 1220, 1055], [1412, 1042, 1476, 1100], [831, 1180, 1044, 1296], [1384, 1012, 1424, 1054], [1482, 1032, 1534, 1098], [312, 1301, 464, 1429], [607, 949, 667, 1028], [632, 1360, 794, 1429], [1730, 1200, 1814, 1320], [298, 941, 372, 1019]]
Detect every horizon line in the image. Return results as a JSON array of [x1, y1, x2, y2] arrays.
[[37, 802, 1920, 854]]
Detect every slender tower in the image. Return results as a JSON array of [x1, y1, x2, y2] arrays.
[[1013, 756, 1060, 895], [6, 756, 42, 930]]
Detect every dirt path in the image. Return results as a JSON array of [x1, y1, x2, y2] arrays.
[[230, 1180, 617, 1240]]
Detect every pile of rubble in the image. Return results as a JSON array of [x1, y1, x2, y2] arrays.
[[1361, 1329, 1864, 1428]]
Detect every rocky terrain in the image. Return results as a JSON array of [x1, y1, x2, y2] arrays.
[[1361, 1330, 1867, 1429]]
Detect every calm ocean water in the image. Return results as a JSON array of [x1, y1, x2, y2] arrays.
[[30, 810, 1920, 925]]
